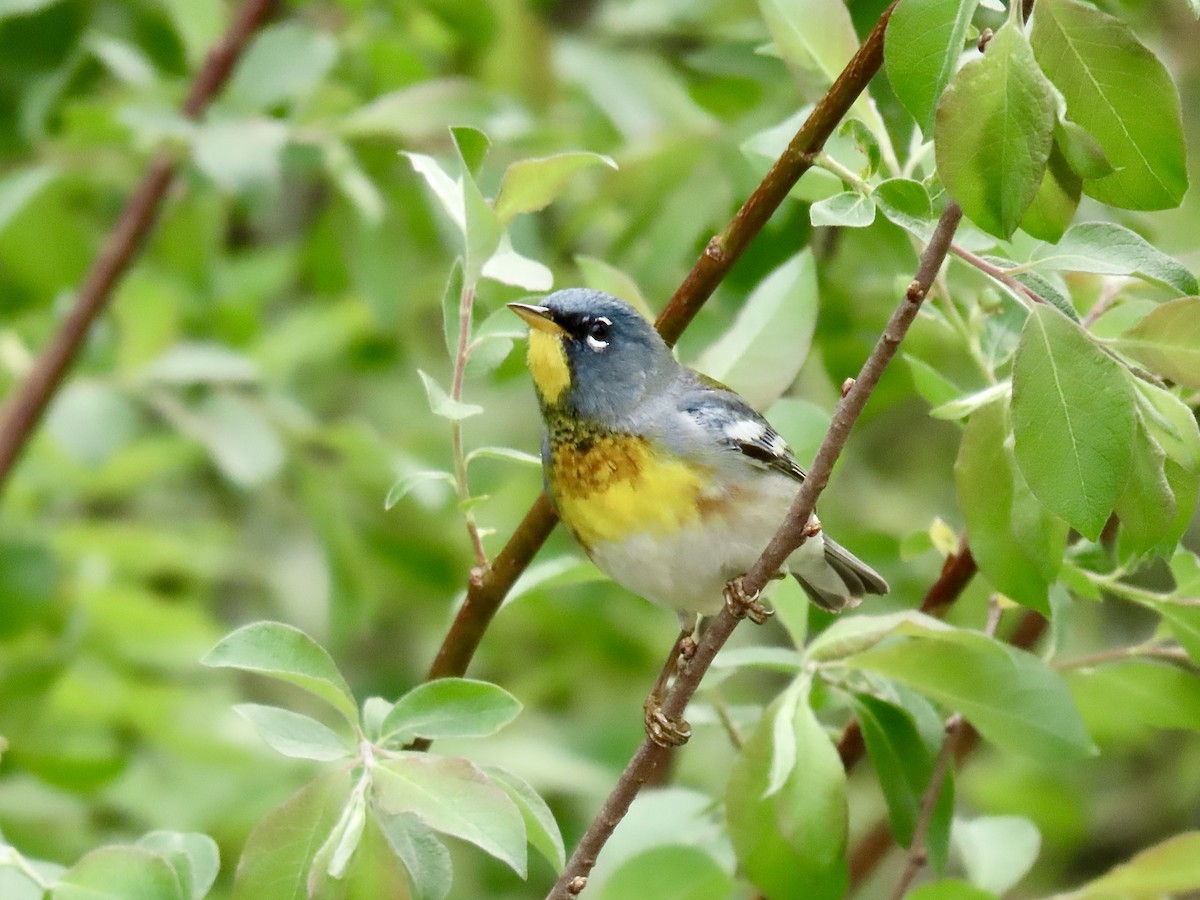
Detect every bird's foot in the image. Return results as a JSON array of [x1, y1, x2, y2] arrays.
[[644, 694, 691, 747], [724, 578, 773, 625]]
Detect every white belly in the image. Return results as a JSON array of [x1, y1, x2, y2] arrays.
[[587, 473, 826, 617]]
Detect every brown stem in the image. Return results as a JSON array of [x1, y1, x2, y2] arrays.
[[419, 0, 900, 691], [949, 244, 1048, 308], [656, 2, 897, 347], [449, 282, 489, 568], [0, 0, 277, 496], [546, 204, 965, 899]]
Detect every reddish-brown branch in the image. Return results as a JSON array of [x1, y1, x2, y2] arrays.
[[419, 0, 899, 691], [0, 0, 278, 494], [546, 204, 965, 899]]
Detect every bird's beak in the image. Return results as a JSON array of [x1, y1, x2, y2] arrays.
[[507, 303, 566, 336]]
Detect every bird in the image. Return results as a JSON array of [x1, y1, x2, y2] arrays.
[[508, 288, 888, 744]]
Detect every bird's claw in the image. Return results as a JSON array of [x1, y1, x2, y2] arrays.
[[724, 578, 773, 625], [644, 696, 691, 747]]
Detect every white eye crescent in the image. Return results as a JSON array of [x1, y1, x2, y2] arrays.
[[585, 316, 611, 351]]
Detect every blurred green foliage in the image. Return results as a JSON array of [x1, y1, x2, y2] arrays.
[[1, 0, 1199, 897]]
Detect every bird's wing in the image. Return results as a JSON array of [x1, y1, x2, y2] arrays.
[[669, 374, 806, 483]]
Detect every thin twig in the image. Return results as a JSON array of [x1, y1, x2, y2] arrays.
[[1056, 643, 1192, 671], [949, 243, 1048, 308], [1079, 278, 1123, 329], [887, 714, 964, 900], [0, 0, 278, 496], [546, 203, 964, 900], [449, 282, 489, 568], [419, 0, 900, 691], [708, 688, 744, 751]]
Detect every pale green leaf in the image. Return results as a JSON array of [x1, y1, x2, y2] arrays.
[[493, 152, 616, 225], [381, 678, 522, 745], [378, 814, 452, 900], [1070, 832, 1200, 899], [953, 816, 1041, 895], [847, 625, 1096, 761], [484, 766, 566, 872], [885, 0, 980, 133], [596, 845, 733, 900], [203, 622, 358, 724], [1116, 297, 1200, 388], [0, 166, 54, 235], [385, 471, 456, 511], [135, 832, 219, 900], [417, 370, 483, 420], [1030, 223, 1197, 295], [810, 191, 876, 228], [374, 756, 527, 876], [227, 22, 338, 110], [1011, 305, 1136, 539], [695, 250, 818, 409], [935, 21, 1057, 238], [234, 703, 353, 762], [1031, 0, 1188, 209], [52, 847, 184, 900]]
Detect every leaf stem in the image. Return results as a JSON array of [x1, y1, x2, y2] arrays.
[[1055, 642, 1192, 670], [815, 153, 871, 193], [0, 847, 51, 891], [949, 244, 1048, 308], [450, 282, 489, 570]]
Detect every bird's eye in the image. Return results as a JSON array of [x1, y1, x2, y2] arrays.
[[585, 317, 611, 351]]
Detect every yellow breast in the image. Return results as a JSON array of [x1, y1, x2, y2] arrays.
[[550, 434, 709, 547]]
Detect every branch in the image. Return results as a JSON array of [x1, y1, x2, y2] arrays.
[[419, 0, 900, 690], [948, 244, 1049, 309], [546, 203, 964, 899], [0, 0, 277, 496]]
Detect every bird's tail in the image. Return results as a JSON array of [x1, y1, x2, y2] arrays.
[[793, 536, 889, 613]]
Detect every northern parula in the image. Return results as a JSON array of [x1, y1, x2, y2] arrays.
[[508, 289, 889, 635]]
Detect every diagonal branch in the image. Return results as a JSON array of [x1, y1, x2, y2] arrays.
[[0, 0, 278, 496], [546, 203, 964, 899], [420, 0, 899, 693]]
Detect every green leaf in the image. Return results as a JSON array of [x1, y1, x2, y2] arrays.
[[1054, 118, 1114, 180], [385, 471, 456, 511], [874, 178, 935, 240], [1116, 298, 1200, 388], [322, 138, 384, 225], [339, 812, 414, 900], [0, 0, 65, 21], [135, 833, 219, 900], [374, 756, 527, 876], [493, 152, 616, 225], [381, 678, 522, 745], [905, 355, 963, 409], [885, 0, 980, 133], [310, 791, 366, 887], [203, 622, 358, 725], [596, 845, 734, 900], [846, 625, 1096, 762], [1070, 832, 1200, 899], [810, 191, 876, 228], [142, 342, 258, 385], [378, 814, 452, 900], [440, 259, 465, 356], [191, 119, 288, 194], [53, 847, 184, 900], [226, 22, 338, 110], [183, 392, 285, 488], [234, 703, 353, 762], [480, 233, 553, 291], [233, 771, 351, 900], [908, 881, 997, 900], [1068, 661, 1200, 733], [935, 21, 1057, 238], [1133, 381, 1200, 473], [807, 610, 952, 663], [695, 250, 819, 409], [0, 166, 53, 235], [726, 680, 848, 899], [1011, 305, 1136, 539], [483, 766, 566, 872], [575, 256, 654, 321], [466, 446, 541, 468], [1114, 421, 1177, 560], [417, 370, 483, 420], [160, 0, 225, 66], [710, 646, 805, 674], [1031, 0, 1188, 209], [955, 400, 1062, 614], [1030, 223, 1197, 295], [1019, 142, 1080, 243], [929, 381, 1010, 421], [450, 126, 490, 179], [952, 815, 1041, 895], [852, 694, 952, 861]]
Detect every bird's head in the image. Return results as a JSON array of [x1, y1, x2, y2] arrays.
[[508, 289, 674, 421]]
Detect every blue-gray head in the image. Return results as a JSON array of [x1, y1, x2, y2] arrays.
[[507, 289, 675, 421]]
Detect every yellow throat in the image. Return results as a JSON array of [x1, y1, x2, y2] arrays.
[[527, 329, 571, 405]]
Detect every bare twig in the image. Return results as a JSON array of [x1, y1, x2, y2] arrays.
[[419, 0, 900, 691], [449, 282, 489, 568], [888, 714, 965, 900], [0, 0, 278, 495], [546, 204, 965, 899], [949, 244, 1049, 309]]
